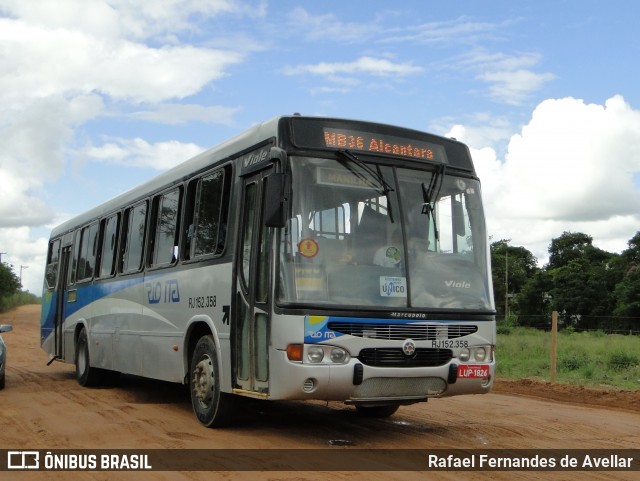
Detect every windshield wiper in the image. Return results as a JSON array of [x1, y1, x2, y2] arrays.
[[421, 164, 446, 241], [336, 150, 395, 222]]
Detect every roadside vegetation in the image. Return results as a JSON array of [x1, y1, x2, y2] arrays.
[[497, 327, 640, 389], [491, 231, 640, 333], [492, 230, 640, 390], [0, 262, 40, 313]]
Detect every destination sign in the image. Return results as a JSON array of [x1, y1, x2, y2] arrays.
[[322, 128, 447, 163]]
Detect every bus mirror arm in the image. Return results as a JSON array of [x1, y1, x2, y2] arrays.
[[264, 172, 289, 228]]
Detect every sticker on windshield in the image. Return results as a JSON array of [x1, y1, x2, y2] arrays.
[[298, 238, 319, 258], [380, 276, 407, 297]]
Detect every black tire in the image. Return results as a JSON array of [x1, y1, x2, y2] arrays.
[[189, 335, 235, 427], [355, 404, 400, 418], [75, 328, 104, 387], [0, 373, 5, 390]]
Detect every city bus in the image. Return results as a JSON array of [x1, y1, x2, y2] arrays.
[[41, 115, 496, 427]]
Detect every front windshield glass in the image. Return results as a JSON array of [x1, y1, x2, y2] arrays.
[[277, 156, 494, 311]]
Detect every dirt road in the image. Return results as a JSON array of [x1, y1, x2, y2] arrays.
[[1, 305, 638, 481]]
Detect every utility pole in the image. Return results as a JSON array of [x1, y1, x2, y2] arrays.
[[504, 240, 510, 320], [20, 265, 29, 285]]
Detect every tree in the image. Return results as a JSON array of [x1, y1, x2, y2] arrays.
[[544, 232, 623, 330], [514, 270, 553, 326], [547, 231, 594, 270], [0, 263, 21, 298], [620, 231, 640, 265], [549, 257, 615, 329], [490, 240, 538, 318], [613, 232, 640, 325], [613, 266, 640, 319]]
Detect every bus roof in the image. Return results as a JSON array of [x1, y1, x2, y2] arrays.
[[50, 116, 283, 238], [49, 115, 474, 238]]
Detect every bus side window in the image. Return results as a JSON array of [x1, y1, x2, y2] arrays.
[[184, 166, 230, 260], [98, 213, 120, 278], [120, 201, 148, 274], [76, 223, 99, 283], [45, 239, 61, 289], [149, 188, 182, 267]]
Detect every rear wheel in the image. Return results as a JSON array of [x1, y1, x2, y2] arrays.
[[190, 335, 235, 427], [75, 328, 104, 387], [0, 373, 5, 390], [355, 404, 400, 418]]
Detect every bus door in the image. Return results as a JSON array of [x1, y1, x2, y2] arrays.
[[53, 246, 72, 361], [234, 169, 273, 395]]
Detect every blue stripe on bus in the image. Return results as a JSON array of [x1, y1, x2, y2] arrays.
[[40, 276, 145, 336]]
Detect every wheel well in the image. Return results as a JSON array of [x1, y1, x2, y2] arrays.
[[73, 323, 86, 349], [185, 322, 213, 381]]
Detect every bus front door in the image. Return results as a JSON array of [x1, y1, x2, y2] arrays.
[[53, 246, 72, 362], [234, 170, 272, 395]]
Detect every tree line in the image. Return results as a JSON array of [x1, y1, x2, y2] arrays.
[[0, 263, 39, 312], [491, 231, 640, 332]]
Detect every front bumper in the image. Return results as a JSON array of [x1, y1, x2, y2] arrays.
[[267, 348, 494, 403]]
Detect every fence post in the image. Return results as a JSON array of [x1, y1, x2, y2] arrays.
[[550, 311, 558, 384]]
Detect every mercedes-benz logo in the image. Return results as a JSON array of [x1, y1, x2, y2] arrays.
[[402, 339, 416, 356]]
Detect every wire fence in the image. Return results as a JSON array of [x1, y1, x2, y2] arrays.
[[496, 314, 640, 336]]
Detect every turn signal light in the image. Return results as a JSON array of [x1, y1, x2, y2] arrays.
[[286, 344, 303, 362]]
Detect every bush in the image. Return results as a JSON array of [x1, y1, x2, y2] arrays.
[[0, 291, 40, 312], [607, 351, 639, 370], [559, 351, 589, 371]]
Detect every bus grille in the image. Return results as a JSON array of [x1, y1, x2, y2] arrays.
[[327, 322, 477, 340], [351, 377, 446, 399], [357, 348, 453, 368]]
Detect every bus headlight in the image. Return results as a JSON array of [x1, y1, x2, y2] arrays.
[[301, 345, 350, 364], [473, 347, 487, 362], [458, 346, 489, 363], [330, 348, 347, 363], [307, 346, 325, 363]]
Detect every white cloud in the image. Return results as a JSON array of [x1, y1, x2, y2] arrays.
[[85, 138, 204, 170], [0, 93, 105, 229], [0, 171, 53, 227], [383, 16, 502, 45], [284, 56, 423, 78], [454, 50, 555, 105], [433, 113, 514, 147], [287, 7, 379, 42], [0, 227, 48, 294], [0, 0, 241, 41], [129, 103, 241, 125], [0, 18, 243, 104], [479, 69, 555, 106], [0, 2, 245, 232], [452, 95, 640, 262]]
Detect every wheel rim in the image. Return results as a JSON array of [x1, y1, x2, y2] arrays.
[[192, 354, 215, 408], [78, 343, 87, 374]]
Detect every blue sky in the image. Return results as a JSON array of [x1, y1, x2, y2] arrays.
[[1, 0, 640, 294]]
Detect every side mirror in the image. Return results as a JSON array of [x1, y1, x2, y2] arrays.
[[264, 173, 289, 228], [0, 325, 13, 333]]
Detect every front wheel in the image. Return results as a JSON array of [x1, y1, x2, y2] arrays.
[[190, 335, 235, 427], [75, 328, 104, 387]]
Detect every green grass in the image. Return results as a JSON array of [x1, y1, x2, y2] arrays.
[[0, 291, 40, 313], [496, 327, 640, 389]]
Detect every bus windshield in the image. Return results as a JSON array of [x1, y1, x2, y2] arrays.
[[277, 156, 494, 311]]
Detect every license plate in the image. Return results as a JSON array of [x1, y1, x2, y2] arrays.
[[458, 364, 490, 379]]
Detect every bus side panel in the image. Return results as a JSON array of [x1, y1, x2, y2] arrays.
[[40, 289, 56, 353], [139, 263, 233, 383], [110, 277, 146, 376], [179, 263, 233, 385]]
